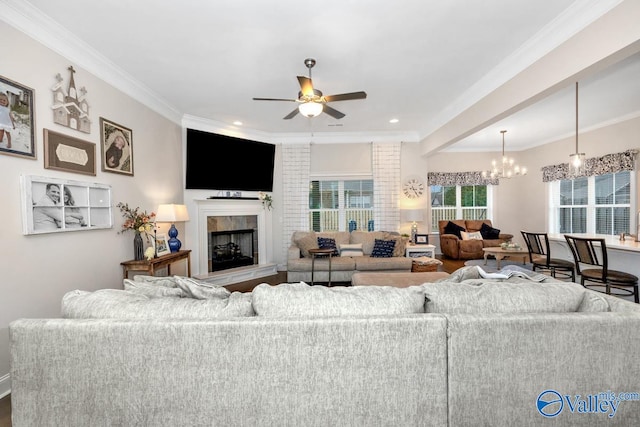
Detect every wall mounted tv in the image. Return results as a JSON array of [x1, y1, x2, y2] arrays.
[[185, 128, 275, 192]]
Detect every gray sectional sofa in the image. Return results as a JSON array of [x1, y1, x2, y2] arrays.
[[287, 230, 413, 282], [10, 269, 640, 426]]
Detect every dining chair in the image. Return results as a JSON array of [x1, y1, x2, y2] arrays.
[[564, 235, 639, 303], [521, 231, 575, 281]]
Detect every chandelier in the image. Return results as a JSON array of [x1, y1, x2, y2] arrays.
[[481, 130, 527, 179]]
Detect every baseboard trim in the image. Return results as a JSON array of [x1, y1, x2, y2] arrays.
[[0, 373, 10, 399]]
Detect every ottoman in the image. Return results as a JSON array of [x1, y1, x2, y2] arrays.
[[351, 271, 450, 287]]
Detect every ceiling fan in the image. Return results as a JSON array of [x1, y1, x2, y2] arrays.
[[253, 58, 367, 120]]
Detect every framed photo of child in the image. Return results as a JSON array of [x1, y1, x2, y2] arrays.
[[100, 117, 133, 176], [0, 75, 36, 159]]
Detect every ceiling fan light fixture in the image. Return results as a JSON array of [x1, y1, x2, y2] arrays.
[[299, 101, 323, 118]]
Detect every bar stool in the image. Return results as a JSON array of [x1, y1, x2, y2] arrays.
[[564, 235, 639, 303], [521, 231, 575, 281]]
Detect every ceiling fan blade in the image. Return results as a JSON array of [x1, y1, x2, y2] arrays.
[[323, 91, 367, 102], [253, 97, 298, 102], [322, 104, 346, 119], [297, 76, 314, 97], [283, 108, 299, 120]]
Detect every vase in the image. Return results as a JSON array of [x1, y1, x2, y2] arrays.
[[134, 232, 144, 261]]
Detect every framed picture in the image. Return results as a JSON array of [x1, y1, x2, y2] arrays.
[[0, 75, 36, 159], [44, 129, 96, 175], [20, 175, 112, 235], [153, 233, 171, 256], [415, 234, 429, 244], [100, 117, 133, 176]]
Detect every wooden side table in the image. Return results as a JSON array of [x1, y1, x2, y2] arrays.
[[308, 248, 334, 286], [121, 249, 192, 279]]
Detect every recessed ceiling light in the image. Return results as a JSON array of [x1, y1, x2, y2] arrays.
[[233, 121, 243, 126], [389, 118, 399, 124]]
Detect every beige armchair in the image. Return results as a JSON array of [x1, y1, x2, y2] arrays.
[[438, 219, 513, 260]]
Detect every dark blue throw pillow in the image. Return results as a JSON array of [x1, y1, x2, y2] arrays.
[[317, 237, 339, 256], [443, 221, 466, 239], [480, 223, 501, 239], [371, 239, 396, 258]]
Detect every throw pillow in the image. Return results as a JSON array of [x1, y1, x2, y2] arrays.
[[123, 279, 187, 298], [371, 239, 396, 258], [174, 276, 231, 300], [339, 243, 364, 257], [444, 221, 466, 239], [480, 222, 501, 239], [421, 281, 588, 314], [251, 282, 426, 317], [317, 237, 339, 256], [460, 231, 483, 240], [294, 234, 318, 258]]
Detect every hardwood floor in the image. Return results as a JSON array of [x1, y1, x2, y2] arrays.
[[0, 394, 10, 427], [0, 255, 464, 426]]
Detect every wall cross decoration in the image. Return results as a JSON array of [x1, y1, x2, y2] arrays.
[[51, 65, 91, 133]]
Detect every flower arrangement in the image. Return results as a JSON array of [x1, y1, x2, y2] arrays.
[[258, 192, 273, 210], [144, 246, 155, 261], [116, 202, 156, 234]]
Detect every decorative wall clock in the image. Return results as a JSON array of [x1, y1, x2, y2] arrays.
[[403, 176, 425, 199]]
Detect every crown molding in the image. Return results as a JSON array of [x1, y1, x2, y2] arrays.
[[0, 0, 182, 124]]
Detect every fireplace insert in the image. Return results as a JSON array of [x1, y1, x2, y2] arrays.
[[209, 228, 255, 271]]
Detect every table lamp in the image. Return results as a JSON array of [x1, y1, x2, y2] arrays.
[[404, 209, 424, 244], [156, 204, 190, 252]]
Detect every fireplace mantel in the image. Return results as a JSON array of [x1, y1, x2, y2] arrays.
[[193, 199, 275, 284]]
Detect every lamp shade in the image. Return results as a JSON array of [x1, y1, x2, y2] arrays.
[[155, 204, 190, 222], [404, 209, 424, 222]]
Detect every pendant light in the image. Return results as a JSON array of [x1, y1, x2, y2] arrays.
[[568, 81, 585, 177], [481, 130, 527, 179]]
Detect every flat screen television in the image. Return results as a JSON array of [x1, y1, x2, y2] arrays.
[[185, 128, 275, 192]]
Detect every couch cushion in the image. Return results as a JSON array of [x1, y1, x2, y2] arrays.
[[354, 256, 413, 271], [444, 221, 466, 238], [62, 289, 254, 318], [294, 233, 318, 258], [480, 222, 501, 239], [421, 281, 591, 314], [251, 282, 426, 317], [339, 243, 364, 257], [460, 231, 482, 240], [371, 239, 396, 257]]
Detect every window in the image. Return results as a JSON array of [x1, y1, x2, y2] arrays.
[[430, 184, 490, 231], [550, 171, 632, 234], [309, 179, 374, 231]]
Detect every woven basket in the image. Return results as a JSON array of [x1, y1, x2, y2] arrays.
[[411, 263, 438, 272]]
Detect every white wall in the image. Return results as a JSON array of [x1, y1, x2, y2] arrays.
[[0, 22, 184, 394]]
